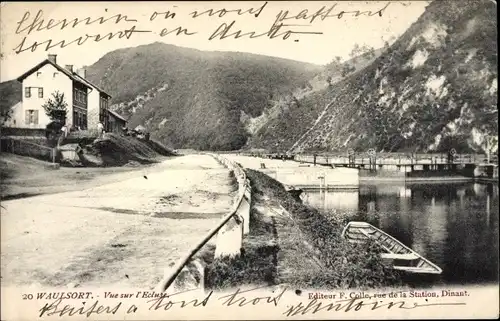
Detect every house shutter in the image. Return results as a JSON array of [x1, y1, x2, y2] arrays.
[[25, 110, 30, 124], [34, 110, 39, 124]]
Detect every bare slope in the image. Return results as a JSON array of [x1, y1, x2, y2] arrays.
[[245, 49, 383, 152]]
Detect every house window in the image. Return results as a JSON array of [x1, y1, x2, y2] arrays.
[[25, 87, 31, 98], [25, 109, 39, 125], [74, 89, 79, 103], [53, 72, 58, 78], [73, 89, 87, 104], [38, 88, 43, 98], [36, 72, 42, 78]]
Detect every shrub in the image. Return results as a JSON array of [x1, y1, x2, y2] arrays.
[[42, 91, 68, 123]]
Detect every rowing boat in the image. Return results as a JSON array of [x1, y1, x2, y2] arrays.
[[285, 186, 303, 202], [341, 221, 443, 275]]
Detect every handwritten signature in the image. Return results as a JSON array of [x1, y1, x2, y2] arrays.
[[283, 297, 466, 317]]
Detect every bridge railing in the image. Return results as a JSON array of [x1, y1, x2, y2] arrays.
[[233, 151, 497, 165], [155, 153, 251, 293]]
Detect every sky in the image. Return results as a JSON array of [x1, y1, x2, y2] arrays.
[[0, 1, 429, 82]]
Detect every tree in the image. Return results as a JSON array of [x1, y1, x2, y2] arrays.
[[367, 46, 376, 58], [326, 55, 343, 71], [0, 107, 12, 124], [42, 91, 68, 123], [484, 135, 498, 163], [350, 44, 361, 58], [341, 64, 356, 77]]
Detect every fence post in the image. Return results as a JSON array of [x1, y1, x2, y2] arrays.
[[214, 215, 243, 258], [241, 181, 251, 235]]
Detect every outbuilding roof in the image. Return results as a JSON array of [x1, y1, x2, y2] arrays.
[[107, 109, 127, 122]]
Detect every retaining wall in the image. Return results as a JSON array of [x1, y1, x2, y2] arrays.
[[1, 127, 46, 137], [261, 166, 359, 189], [1, 137, 56, 162]]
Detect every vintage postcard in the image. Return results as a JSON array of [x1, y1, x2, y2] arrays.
[[0, 0, 498, 320]]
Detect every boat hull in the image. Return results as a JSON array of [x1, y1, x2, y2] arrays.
[[286, 188, 303, 202], [342, 221, 443, 275]]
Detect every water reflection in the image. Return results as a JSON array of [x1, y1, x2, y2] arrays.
[[301, 182, 499, 286], [301, 190, 359, 214]]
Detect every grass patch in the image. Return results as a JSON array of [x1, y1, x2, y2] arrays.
[[203, 194, 279, 290]]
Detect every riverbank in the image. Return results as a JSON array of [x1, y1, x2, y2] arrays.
[[204, 169, 403, 290]]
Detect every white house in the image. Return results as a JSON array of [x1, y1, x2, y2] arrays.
[[12, 54, 112, 131]]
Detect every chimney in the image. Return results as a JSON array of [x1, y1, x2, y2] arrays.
[[65, 65, 74, 73], [77, 68, 87, 79], [48, 54, 57, 64]]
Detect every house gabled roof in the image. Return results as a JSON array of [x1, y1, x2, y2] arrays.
[[107, 109, 127, 122], [16, 59, 91, 90], [72, 73, 112, 99]]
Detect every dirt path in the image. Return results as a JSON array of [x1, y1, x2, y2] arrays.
[[1, 154, 237, 289]]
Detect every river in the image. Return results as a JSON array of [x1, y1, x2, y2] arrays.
[[301, 181, 499, 286]]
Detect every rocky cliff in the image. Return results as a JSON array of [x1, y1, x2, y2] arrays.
[[291, 0, 497, 154]]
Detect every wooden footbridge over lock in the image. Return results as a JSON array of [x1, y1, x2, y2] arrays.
[[237, 149, 499, 179]]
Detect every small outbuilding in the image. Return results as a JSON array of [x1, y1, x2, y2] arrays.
[[106, 110, 127, 133]]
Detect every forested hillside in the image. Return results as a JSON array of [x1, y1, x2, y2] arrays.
[[86, 43, 320, 150]]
